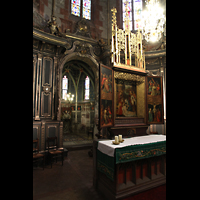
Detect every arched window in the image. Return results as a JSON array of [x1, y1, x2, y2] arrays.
[[122, 0, 133, 30], [71, 0, 81, 17], [122, 0, 143, 30], [62, 75, 68, 100], [71, 0, 91, 20], [133, 0, 142, 30], [82, 0, 91, 20], [85, 76, 90, 100]]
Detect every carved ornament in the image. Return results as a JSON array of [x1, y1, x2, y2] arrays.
[[114, 71, 145, 84], [42, 83, 51, 96]]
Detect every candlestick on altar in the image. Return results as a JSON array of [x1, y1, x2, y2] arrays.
[[119, 135, 122, 142], [115, 136, 119, 143]]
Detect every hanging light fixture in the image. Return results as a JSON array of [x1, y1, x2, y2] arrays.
[[141, 0, 166, 43]]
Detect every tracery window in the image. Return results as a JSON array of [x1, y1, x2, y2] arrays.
[[82, 0, 91, 20], [62, 75, 68, 100], [122, 0, 143, 30], [133, 0, 142, 30], [122, 0, 133, 30], [85, 76, 90, 100], [71, 0, 80, 17], [71, 0, 91, 20]]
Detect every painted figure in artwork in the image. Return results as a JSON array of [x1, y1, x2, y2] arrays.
[[107, 106, 112, 124], [148, 78, 161, 96], [129, 90, 136, 112], [153, 104, 157, 121], [148, 80, 153, 94], [151, 83, 157, 96], [148, 108, 153, 122], [156, 108, 161, 122], [156, 83, 160, 95], [117, 98, 124, 115], [123, 99, 128, 115], [116, 81, 137, 117], [101, 73, 111, 93]]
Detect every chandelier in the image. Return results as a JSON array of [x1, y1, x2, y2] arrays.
[[140, 0, 166, 43], [64, 93, 74, 103]]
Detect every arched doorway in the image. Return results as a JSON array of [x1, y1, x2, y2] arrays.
[[58, 54, 99, 147]]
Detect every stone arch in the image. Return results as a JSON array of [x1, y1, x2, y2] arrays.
[[57, 52, 99, 125]]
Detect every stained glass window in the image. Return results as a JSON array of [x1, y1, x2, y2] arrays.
[[123, 0, 133, 30], [71, 0, 91, 20], [133, 0, 142, 30], [82, 0, 91, 20], [122, 0, 143, 31], [85, 76, 90, 100], [71, 0, 81, 17], [62, 76, 68, 100]]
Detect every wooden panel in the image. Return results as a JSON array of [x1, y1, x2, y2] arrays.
[[157, 160, 161, 174], [142, 163, 148, 178], [46, 123, 59, 138], [33, 122, 41, 150], [41, 92, 51, 117], [136, 164, 141, 180], [34, 54, 42, 120], [33, 55, 37, 117], [118, 168, 125, 184], [151, 160, 156, 176], [42, 57, 53, 87], [126, 167, 132, 182]]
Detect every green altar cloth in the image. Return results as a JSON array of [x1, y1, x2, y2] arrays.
[[97, 139, 166, 181]]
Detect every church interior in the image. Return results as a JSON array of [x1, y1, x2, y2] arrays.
[[33, 0, 166, 199]]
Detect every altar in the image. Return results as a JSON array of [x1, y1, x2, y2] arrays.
[[93, 135, 166, 200], [93, 6, 166, 199]]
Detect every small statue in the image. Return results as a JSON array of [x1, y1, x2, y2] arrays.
[[48, 16, 59, 35], [98, 38, 106, 51]]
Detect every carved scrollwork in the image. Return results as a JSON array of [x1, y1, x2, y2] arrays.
[[42, 83, 51, 96], [114, 71, 145, 84], [64, 40, 100, 61], [74, 18, 91, 38]]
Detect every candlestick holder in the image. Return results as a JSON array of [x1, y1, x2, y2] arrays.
[[112, 141, 120, 145]]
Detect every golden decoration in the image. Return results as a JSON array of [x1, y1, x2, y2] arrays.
[[111, 6, 146, 71]]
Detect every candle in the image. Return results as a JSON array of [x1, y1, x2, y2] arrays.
[[115, 136, 119, 143], [119, 135, 122, 142]]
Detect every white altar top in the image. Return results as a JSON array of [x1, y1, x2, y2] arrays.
[[97, 134, 166, 157]]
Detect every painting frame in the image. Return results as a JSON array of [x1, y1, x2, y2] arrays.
[[99, 64, 114, 128], [146, 76, 164, 124]]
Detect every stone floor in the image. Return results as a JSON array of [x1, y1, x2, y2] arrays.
[[33, 149, 105, 200], [63, 130, 93, 148], [33, 149, 166, 200]]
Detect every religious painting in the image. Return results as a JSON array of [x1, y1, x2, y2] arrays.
[[100, 65, 113, 100], [146, 76, 164, 124], [116, 79, 137, 117], [100, 100, 113, 127], [99, 64, 114, 128], [147, 103, 162, 123]]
